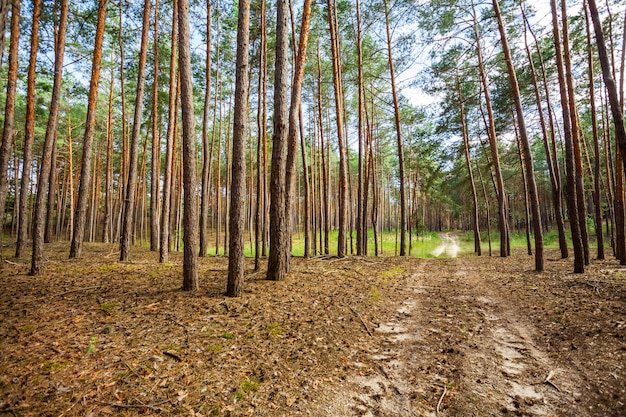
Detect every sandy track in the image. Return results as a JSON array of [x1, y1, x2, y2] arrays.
[[320, 255, 587, 416]]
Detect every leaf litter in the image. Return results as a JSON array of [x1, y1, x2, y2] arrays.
[[0, 242, 624, 416]]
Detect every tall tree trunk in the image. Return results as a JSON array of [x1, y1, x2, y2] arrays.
[[0, 0, 19, 264], [316, 45, 330, 255], [522, 4, 568, 258], [493, 0, 543, 270], [45, 132, 58, 243], [103, 64, 115, 243], [355, 0, 365, 255], [561, 0, 590, 265], [383, 0, 407, 256], [69, 0, 108, 258], [551, 0, 584, 273], [285, 0, 313, 264], [471, 2, 508, 257], [178, 0, 199, 290], [584, 0, 605, 260], [120, 0, 151, 261], [227, 0, 251, 297], [255, 0, 267, 270], [200, 1, 212, 257], [30, 0, 68, 274], [588, 0, 626, 241], [0, 0, 9, 67], [326, 0, 348, 257], [150, 0, 161, 251], [159, 0, 178, 263], [267, 0, 290, 281], [16, 0, 41, 258], [456, 75, 481, 256]]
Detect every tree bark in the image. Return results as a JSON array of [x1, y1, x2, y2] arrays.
[[561, 0, 590, 265], [199, 1, 212, 257], [383, 0, 407, 256], [285, 0, 313, 264], [150, 0, 161, 252], [120, 0, 151, 261], [16, 0, 41, 258], [227, 0, 251, 297], [267, 0, 290, 281], [0, 0, 19, 265], [178, 0, 199, 290], [30, 0, 68, 275], [69, 0, 108, 259], [471, 2, 508, 257], [493, 0, 543, 271], [456, 75, 481, 256], [159, 0, 178, 263], [584, 0, 605, 260], [551, 0, 584, 273]]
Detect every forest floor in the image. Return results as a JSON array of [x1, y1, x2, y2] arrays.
[[0, 239, 625, 416]]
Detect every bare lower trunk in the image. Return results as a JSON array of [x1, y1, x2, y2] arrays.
[[178, 0, 199, 290], [69, 0, 108, 259]]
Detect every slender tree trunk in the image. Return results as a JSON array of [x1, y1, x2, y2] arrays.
[[150, 0, 161, 251], [103, 64, 114, 243], [551, 0, 584, 273], [120, 0, 151, 261], [383, 0, 407, 256], [493, 0, 543, 270], [561, 0, 590, 265], [267, 0, 290, 281], [255, 0, 267, 270], [0, 0, 9, 67], [0, 0, 19, 264], [30, 0, 68, 274], [456, 75, 481, 256], [159, 0, 178, 263], [45, 133, 58, 243], [326, 0, 348, 257], [178, 0, 198, 290], [513, 110, 532, 256], [355, 0, 365, 255], [285, 0, 313, 264], [472, 4, 508, 258], [584, 1, 605, 260], [227, 0, 251, 297], [16, 0, 41, 258], [200, 1, 212, 257], [522, 4, 568, 258], [69, 0, 108, 258], [316, 45, 330, 255]]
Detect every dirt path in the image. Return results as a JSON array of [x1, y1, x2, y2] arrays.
[[321, 255, 590, 416], [431, 233, 461, 258]]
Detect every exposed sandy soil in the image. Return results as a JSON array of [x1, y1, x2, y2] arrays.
[[0, 240, 625, 416]]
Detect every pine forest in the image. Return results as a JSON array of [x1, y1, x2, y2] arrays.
[[0, 0, 625, 415]]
